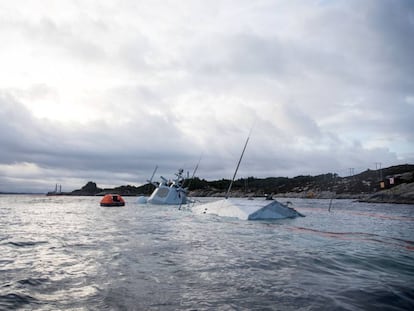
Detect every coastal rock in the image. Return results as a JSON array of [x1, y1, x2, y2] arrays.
[[360, 182, 414, 204], [71, 181, 102, 196]]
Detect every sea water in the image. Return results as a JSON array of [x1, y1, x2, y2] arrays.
[[0, 195, 413, 310]]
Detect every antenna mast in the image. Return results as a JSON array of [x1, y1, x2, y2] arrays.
[[186, 154, 202, 190], [225, 128, 253, 199], [147, 165, 158, 186]]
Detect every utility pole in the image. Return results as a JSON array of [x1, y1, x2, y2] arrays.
[[375, 162, 382, 180]]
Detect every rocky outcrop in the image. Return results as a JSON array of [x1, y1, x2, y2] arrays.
[[71, 181, 103, 196], [70, 182, 152, 196], [359, 182, 414, 204]]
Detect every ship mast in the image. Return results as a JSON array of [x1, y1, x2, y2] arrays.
[[225, 127, 253, 199]]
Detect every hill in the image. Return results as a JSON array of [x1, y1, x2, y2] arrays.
[[69, 181, 155, 196], [69, 164, 414, 203]]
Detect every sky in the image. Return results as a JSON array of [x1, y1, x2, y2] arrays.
[[0, 0, 413, 193]]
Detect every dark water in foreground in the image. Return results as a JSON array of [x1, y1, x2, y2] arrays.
[[0, 195, 413, 310]]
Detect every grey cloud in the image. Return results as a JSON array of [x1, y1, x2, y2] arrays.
[[181, 33, 287, 77], [370, 1, 414, 89], [180, 0, 414, 97], [0, 1, 413, 192], [281, 104, 322, 138], [118, 34, 154, 72], [0, 92, 199, 184], [0, 89, 406, 192], [2, 14, 107, 63]]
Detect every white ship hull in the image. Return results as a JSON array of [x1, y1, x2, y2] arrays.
[[147, 185, 187, 205], [192, 198, 304, 220]]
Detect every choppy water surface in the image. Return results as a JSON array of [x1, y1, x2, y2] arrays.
[[0, 195, 413, 310]]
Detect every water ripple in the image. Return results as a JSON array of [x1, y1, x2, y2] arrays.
[[0, 293, 39, 310], [0, 195, 413, 310], [289, 226, 414, 250], [4, 240, 48, 248], [17, 277, 50, 287]]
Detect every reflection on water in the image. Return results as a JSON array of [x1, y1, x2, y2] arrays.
[[0, 195, 413, 310]]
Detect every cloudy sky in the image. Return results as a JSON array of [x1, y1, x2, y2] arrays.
[[0, 0, 413, 192]]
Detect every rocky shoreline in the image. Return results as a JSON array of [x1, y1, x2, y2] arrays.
[[43, 183, 414, 205], [357, 182, 414, 204], [46, 164, 414, 205], [188, 182, 414, 205]]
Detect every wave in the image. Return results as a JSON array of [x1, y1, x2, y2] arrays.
[[297, 207, 414, 221], [344, 211, 414, 222], [17, 277, 50, 287], [0, 293, 39, 310], [3, 241, 48, 247], [289, 226, 414, 250]]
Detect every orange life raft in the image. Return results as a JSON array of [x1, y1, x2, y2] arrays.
[[100, 194, 125, 207]]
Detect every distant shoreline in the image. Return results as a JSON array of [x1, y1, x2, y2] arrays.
[[1, 191, 413, 205], [2, 164, 413, 204]]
